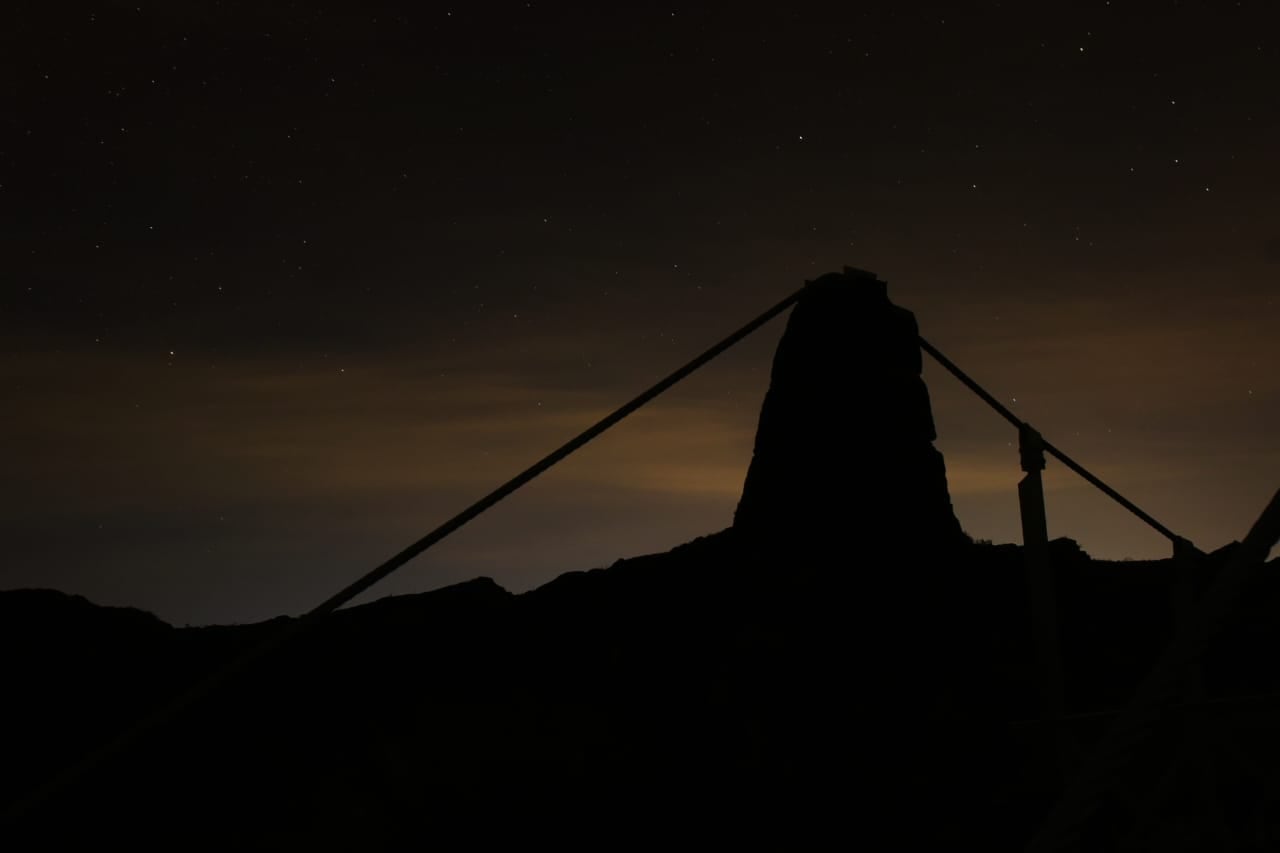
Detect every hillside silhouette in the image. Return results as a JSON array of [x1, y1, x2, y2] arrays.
[[4, 270, 1278, 849]]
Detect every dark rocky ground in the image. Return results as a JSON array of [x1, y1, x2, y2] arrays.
[[3, 535, 1278, 849]]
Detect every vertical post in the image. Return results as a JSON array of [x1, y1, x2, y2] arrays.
[[1171, 536, 1203, 701], [1169, 535, 1209, 835], [1019, 423, 1066, 773]]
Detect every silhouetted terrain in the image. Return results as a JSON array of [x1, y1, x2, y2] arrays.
[[4, 272, 1277, 849]]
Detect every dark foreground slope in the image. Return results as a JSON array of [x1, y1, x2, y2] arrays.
[[3, 538, 1280, 850]]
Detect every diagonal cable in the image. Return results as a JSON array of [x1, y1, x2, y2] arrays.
[[1, 282, 809, 824], [918, 336, 1188, 546]]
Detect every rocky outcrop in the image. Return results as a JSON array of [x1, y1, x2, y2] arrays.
[[733, 268, 967, 550]]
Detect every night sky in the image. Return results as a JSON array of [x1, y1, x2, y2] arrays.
[[5, 1, 1277, 626]]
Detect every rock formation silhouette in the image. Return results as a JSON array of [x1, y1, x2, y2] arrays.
[[734, 268, 967, 551]]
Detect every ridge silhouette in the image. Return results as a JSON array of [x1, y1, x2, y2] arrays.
[[3, 271, 1278, 850]]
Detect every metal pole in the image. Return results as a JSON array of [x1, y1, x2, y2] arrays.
[[1171, 537, 1203, 701], [1019, 423, 1067, 778]]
